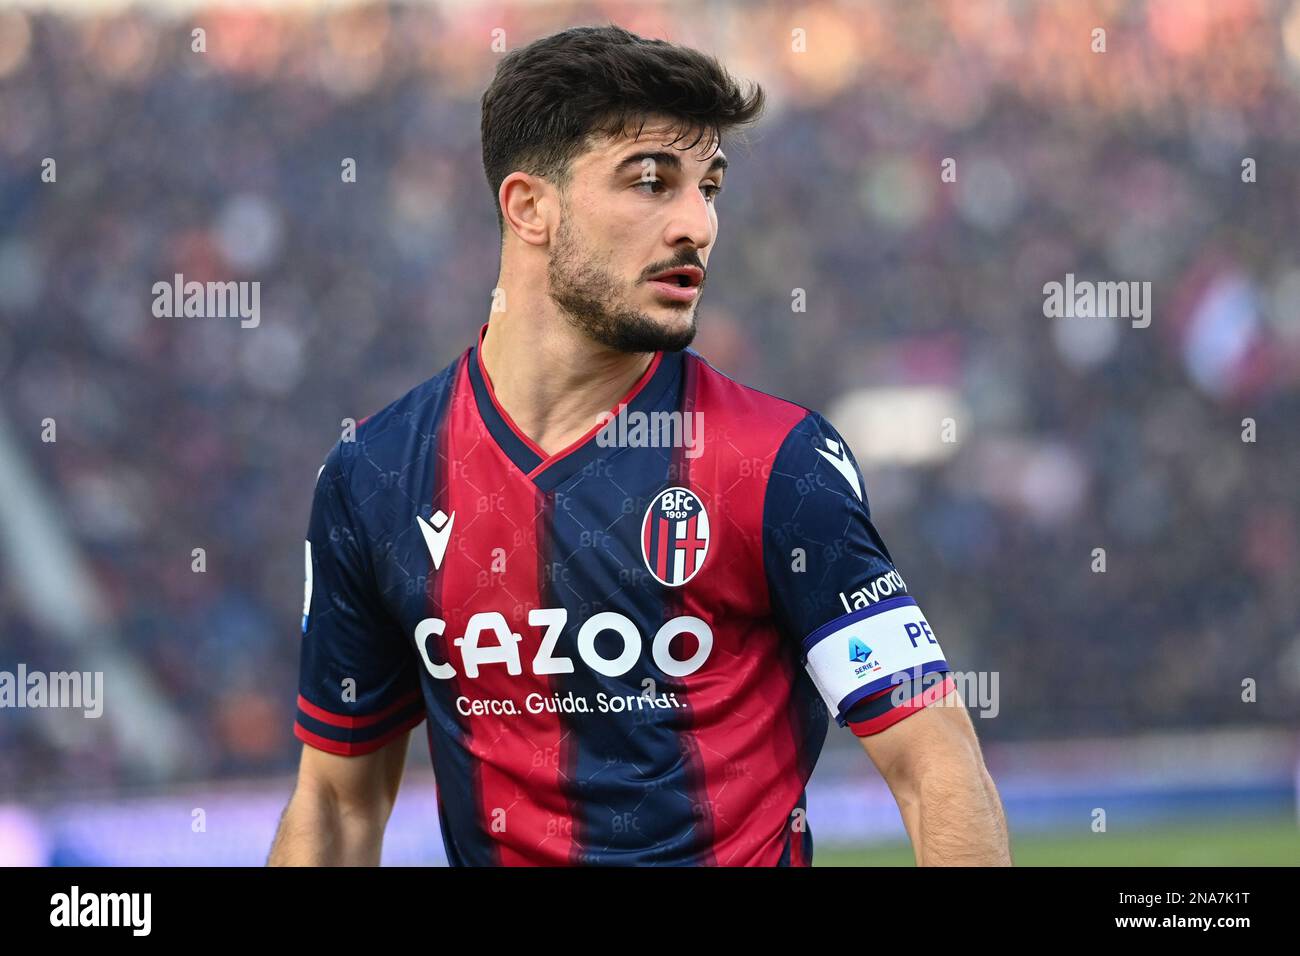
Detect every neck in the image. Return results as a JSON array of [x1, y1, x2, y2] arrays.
[[478, 311, 655, 458]]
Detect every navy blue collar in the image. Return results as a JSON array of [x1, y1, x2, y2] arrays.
[[466, 323, 685, 491]]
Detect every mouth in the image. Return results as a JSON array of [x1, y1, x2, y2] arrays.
[[648, 266, 704, 288], [647, 266, 704, 302]]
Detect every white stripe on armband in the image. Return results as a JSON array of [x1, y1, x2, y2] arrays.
[[801, 595, 948, 725]]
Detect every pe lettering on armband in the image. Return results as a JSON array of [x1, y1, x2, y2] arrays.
[[801, 595, 948, 726]]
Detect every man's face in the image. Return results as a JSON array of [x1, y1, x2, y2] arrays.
[[546, 118, 726, 353]]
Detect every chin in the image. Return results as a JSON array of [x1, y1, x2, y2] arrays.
[[654, 313, 699, 351], [569, 292, 700, 353], [656, 306, 696, 328]]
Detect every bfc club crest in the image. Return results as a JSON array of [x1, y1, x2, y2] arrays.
[[641, 487, 710, 587]]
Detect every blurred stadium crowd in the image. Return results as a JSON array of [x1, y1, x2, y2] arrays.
[[1, 1, 1298, 796]]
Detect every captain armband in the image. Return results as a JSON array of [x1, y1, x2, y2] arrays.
[[800, 595, 948, 725]]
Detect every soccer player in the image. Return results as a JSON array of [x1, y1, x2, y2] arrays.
[[269, 25, 1010, 866]]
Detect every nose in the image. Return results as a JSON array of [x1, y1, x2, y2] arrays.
[[665, 187, 715, 253]]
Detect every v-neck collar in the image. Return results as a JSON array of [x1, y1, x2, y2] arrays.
[[466, 322, 684, 491]]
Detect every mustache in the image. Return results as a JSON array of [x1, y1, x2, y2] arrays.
[[644, 256, 706, 280]]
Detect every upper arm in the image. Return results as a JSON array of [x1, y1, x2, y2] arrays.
[[294, 443, 425, 757], [762, 411, 951, 735]]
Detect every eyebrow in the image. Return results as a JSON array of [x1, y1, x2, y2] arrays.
[[613, 150, 729, 178]]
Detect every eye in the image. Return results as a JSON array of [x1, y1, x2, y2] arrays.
[[634, 179, 722, 203]]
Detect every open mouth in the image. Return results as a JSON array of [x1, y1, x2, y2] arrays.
[[648, 267, 703, 289]]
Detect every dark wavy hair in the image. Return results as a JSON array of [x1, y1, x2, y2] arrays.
[[480, 24, 765, 236]]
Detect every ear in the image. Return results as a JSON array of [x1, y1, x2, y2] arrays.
[[499, 172, 554, 246]]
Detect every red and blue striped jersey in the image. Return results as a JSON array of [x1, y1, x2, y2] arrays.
[[294, 324, 953, 865]]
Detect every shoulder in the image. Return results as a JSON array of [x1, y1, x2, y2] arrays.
[[326, 347, 468, 500], [682, 350, 857, 482], [352, 349, 466, 449], [682, 349, 818, 457]]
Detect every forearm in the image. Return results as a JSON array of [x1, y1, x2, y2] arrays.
[[909, 762, 1010, 866], [267, 785, 388, 866]]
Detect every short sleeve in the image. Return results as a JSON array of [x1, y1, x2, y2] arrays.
[[762, 412, 954, 736], [293, 441, 425, 755]]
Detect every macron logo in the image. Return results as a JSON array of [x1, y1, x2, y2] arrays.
[[816, 439, 862, 501], [416, 510, 455, 570]]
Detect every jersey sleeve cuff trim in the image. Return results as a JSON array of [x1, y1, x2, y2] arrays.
[[849, 673, 956, 737], [834, 660, 951, 724], [296, 690, 422, 729], [294, 711, 425, 756]]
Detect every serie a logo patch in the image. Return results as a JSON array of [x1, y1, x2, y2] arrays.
[[641, 487, 710, 587]]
